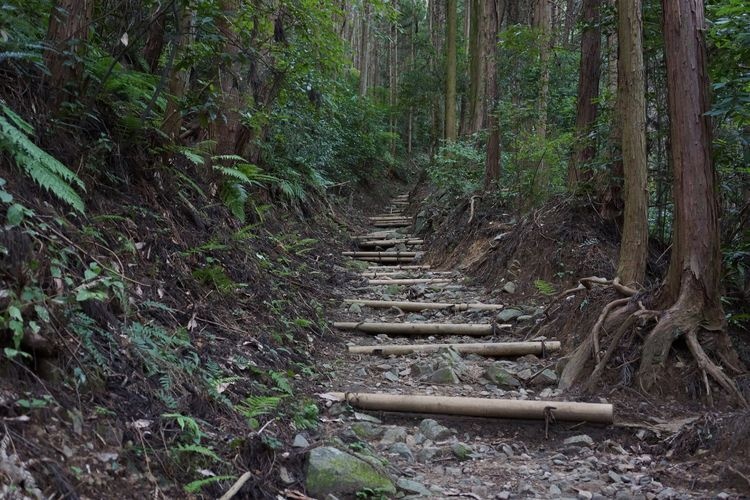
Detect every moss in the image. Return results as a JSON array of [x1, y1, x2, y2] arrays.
[[306, 446, 395, 498]]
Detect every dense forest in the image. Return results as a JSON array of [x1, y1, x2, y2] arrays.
[[0, 0, 748, 498]]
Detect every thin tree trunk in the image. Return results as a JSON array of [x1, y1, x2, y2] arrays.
[[615, 0, 648, 286], [162, 8, 193, 140], [143, 9, 166, 73], [390, 11, 398, 155], [45, 0, 93, 106], [484, 0, 503, 190], [445, 0, 458, 141], [568, 0, 601, 188], [533, 0, 551, 196], [359, 1, 371, 96], [212, 0, 242, 156], [467, 0, 485, 135]]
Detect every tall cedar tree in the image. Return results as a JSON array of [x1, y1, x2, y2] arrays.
[[444, 0, 458, 141]]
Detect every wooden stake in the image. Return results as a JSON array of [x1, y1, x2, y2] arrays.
[[368, 278, 452, 285], [348, 341, 561, 356], [325, 393, 614, 424], [332, 322, 511, 335], [343, 299, 503, 311]]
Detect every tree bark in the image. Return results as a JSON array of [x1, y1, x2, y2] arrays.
[[143, 9, 166, 73], [467, 0, 485, 135], [45, 0, 93, 106], [532, 0, 552, 196], [567, 0, 601, 189], [162, 8, 193, 141], [444, 0, 458, 141], [359, 1, 371, 97], [637, 0, 741, 394], [211, 0, 243, 156], [615, 0, 648, 287], [484, 0, 503, 190]]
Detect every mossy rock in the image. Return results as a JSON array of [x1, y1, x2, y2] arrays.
[[306, 446, 395, 498]]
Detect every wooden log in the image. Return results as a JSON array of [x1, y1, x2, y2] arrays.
[[343, 251, 419, 257], [373, 221, 412, 228], [325, 393, 614, 424], [367, 265, 431, 270], [348, 341, 561, 356], [353, 257, 417, 263], [353, 231, 408, 240], [369, 216, 412, 221], [360, 271, 451, 278], [368, 278, 452, 285], [332, 322, 511, 335], [357, 239, 424, 248], [343, 299, 503, 311]]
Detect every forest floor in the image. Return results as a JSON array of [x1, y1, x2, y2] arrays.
[[306, 190, 750, 500]]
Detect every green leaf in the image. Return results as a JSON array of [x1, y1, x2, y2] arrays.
[[6, 203, 25, 227]]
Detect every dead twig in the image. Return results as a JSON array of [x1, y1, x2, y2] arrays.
[[219, 471, 254, 500]]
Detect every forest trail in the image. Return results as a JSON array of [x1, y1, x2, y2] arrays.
[[305, 193, 733, 500]]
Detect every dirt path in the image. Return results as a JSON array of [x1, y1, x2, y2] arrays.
[[304, 193, 739, 500]]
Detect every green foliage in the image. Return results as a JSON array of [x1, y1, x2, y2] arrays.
[[425, 140, 485, 196], [192, 265, 237, 294], [0, 102, 85, 212], [534, 279, 556, 296], [236, 395, 283, 430], [183, 475, 236, 494]]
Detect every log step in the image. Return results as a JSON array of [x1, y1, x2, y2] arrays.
[[368, 278, 452, 285], [373, 221, 412, 228], [353, 257, 417, 263], [353, 232, 411, 240], [369, 216, 412, 221], [367, 265, 431, 270], [344, 251, 419, 257], [324, 393, 614, 424], [344, 299, 503, 311], [332, 322, 511, 336], [357, 239, 424, 248], [360, 271, 451, 278], [348, 341, 561, 357]]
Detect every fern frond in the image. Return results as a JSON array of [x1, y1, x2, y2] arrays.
[[219, 182, 247, 222], [0, 103, 85, 212], [183, 475, 236, 494], [174, 444, 223, 462]]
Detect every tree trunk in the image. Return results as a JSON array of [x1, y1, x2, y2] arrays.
[[359, 1, 371, 97], [615, 0, 648, 286], [484, 0, 503, 190], [467, 0, 486, 135], [444, 0, 458, 141], [532, 0, 551, 196], [211, 0, 243, 156], [45, 0, 93, 106], [143, 9, 166, 73], [390, 11, 398, 155], [161, 8, 193, 141], [637, 0, 743, 397], [567, 0, 601, 189]]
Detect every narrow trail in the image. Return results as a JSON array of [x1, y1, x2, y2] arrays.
[[308, 193, 728, 500]]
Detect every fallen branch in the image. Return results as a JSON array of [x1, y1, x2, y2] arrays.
[[219, 471, 254, 500]]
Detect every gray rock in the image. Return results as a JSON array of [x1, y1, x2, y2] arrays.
[[305, 446, 395, 498], [496, 492, 511, 500], [397, 478, 431, 496], [429, 367, 460, 384], [354, 412, 382, 424], [351, 422, 384, 439], [451, 442, 473, 461], [419, 419, 453, 441], [279, 466, 295, 485], [348, 303, 363, 314], [484, 364, 521, 388], [532, 369, 558, 386], [293, 434, 310, 448], [388, 442, 414, 462], [550, 485, 562, 495], [608, 471, 622, 483], [384, 371, 400, 382], [516, 314, 534, 322], [496, 308, 523, 322], [501, 444, 514, 457], [381, 426, 408, 445], [411, 362, 435, 378], [516, 368, 535, 381], [502, 282, 517, 294], [564, 434, 594, 447], [578, 490, 593, 500], [416, 447, 441, 463]]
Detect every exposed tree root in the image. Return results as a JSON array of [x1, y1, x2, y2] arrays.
[[556, 274, 749, 408]]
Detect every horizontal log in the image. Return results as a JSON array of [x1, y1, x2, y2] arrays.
[[332, 322, 511, 336], [360, 271, 451, 278], [343, 251, 419, 257], [373, 221, 412, 228], [357, 239, 424, 248], [353, 257, 417, 263], [369, 216, 412, 221], [325, 393, 614, 424], [368, 278, 452, 285], [343, 299, 503, 311], [353, 231, 408, 240], [348, 341, 561, 356], [367, 265, 431, 270]]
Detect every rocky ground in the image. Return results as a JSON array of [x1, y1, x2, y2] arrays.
[[297, 194, 747, 500]]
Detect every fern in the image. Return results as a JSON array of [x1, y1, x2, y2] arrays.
[[183, 475, 236, 494], [0, 102, 85, 212], [534, 279, 556, 296], [174, 444, 223, 462], [219, 182, 248, 222]]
